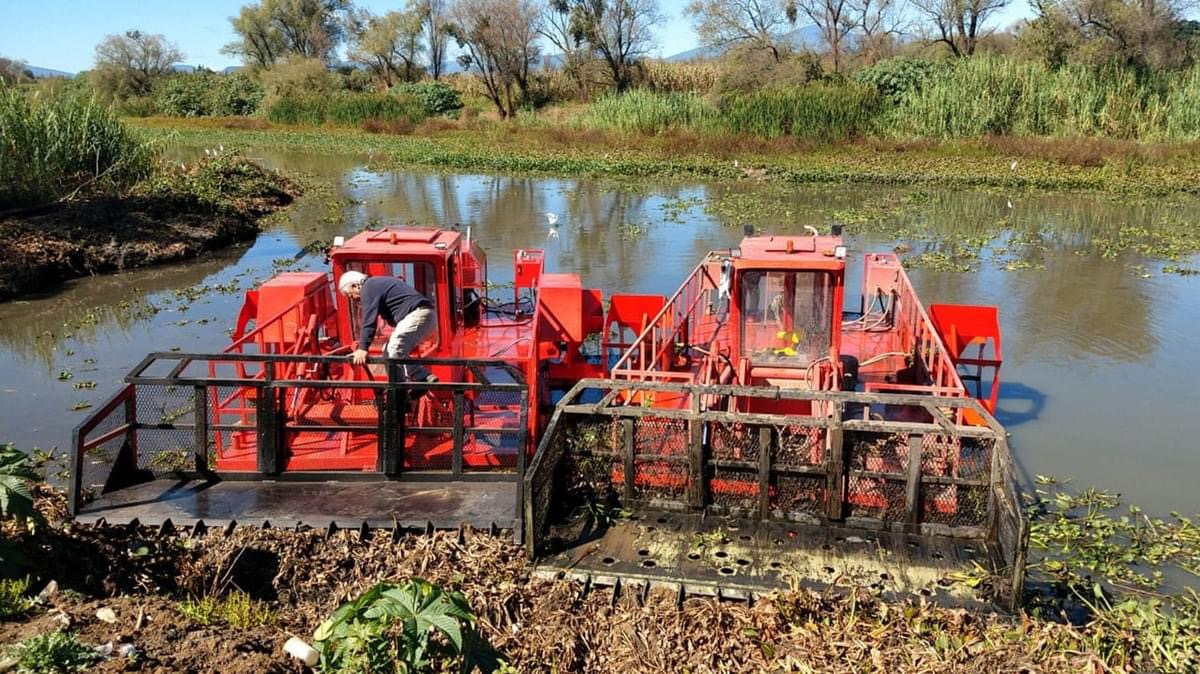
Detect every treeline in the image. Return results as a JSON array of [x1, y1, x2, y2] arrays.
[[6, 0, 1200, 141]]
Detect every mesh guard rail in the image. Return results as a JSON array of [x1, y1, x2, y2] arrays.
[[70, 352, 529, 520], [524, 378, 1027, 609]]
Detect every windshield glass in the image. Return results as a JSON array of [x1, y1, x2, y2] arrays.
[[739, 270, 832, 366]]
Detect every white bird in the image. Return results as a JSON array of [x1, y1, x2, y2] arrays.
[[1007, 199, 1014, 209], [218, 144, 224, 153], [204, 148, 211, 157], [545, 212, 560, 239], [1010, 160, 1018, 172]]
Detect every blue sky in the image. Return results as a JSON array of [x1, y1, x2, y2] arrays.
[[1, 0, 700, 72], [1, 0, 1033, 73]]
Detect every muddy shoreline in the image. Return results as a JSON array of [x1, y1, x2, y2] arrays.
[[0, 157, 297, 303], [0, 486, 1104, 674]]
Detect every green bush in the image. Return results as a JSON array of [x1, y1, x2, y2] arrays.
[[211, 72, 264, 116], [391, 82, 463, 116], [155, 74, 215, 117], [854, 57, 938, 101], [0, 87, 156, 207], [3, 631, 100, 673]]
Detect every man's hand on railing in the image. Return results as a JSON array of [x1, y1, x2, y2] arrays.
[[351, 349, 369, 366]]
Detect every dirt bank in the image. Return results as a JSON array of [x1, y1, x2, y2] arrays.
[[0, 510, 1105, 674], [0, 156, 297, 302]]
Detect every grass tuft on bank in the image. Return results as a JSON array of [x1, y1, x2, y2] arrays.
[[0, 86, 156, 209]]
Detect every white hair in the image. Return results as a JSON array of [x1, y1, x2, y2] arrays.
[[338, 270, 367, 295]]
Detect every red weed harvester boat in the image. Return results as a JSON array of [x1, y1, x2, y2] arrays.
[[70, 226, 1025, 608]]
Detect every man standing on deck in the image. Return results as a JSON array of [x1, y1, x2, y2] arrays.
[[338, 271, 438, 383]]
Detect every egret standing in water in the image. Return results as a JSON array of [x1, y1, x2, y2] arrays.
[[546, 212, 560, 239]]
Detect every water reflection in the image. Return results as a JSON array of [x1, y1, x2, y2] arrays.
[[3, 149, 1200, 517]]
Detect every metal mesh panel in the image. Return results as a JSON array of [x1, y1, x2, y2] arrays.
[[709, 422, 759, 462], [632, 458, 687, 502], [920, 434, 960, 476], [136, 429, 194, 472], [635, 417, 688, 457], [957, 437, 994, 481], [847, 432, 908, 473], [771, 474, 825, 516], [135, 385, 195, 427], [846, 475, 907, 520], [632, 417, 688, 503], [710, 466, 757, 511], [130, 384, 196, 473], [465, 431, 518, 470], [922, 483, 989, 527], [407, 430, 452, 470], [774, 424, 823, 466]]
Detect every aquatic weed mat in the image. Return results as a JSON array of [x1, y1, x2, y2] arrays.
[[0, 520, 1119, 674]]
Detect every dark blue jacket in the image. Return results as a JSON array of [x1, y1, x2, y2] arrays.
[[357, 277, 432, 351]]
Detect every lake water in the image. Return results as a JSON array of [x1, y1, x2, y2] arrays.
[[3, 148, 1198, 517]]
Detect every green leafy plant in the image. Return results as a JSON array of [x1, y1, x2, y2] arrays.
[[0, 577, 35, 617], [0, 443, 39, 522], [3, 631, 100, 673], [314, 578, 495, 674], [391, 82, 463, 117]]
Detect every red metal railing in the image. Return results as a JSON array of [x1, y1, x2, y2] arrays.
[[610, 255, 726, 383]]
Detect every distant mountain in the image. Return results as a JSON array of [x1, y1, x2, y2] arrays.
[[664, 25, 824, 62], [27, 65, 74, 79]]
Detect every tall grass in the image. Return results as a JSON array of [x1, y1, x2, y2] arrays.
[[886, 56, 1199, 140], [267, 92, 427, 127], [0, 86, 156, 208], [578, 90, 718, 134], [578, 85, 878, 140], [576, 58, 1200, 143], [717, 84, 880, 140]]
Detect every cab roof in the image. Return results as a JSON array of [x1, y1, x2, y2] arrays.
[[735, 234, 845, 270], [335, 228, 461, 257]]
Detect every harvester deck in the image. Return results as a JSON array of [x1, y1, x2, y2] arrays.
[[73, 478, 516, 531], [535, 509, 995, 608]]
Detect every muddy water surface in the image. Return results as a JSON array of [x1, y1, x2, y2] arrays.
[[2, 148, 1199, 516]]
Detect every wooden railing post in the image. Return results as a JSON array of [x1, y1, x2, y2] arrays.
[[622, 419, 635, 501], [905, 434, 923, 526], [758, 426, 772, 519], [825, 401, 845, 521], [687, 395, 704, 509]]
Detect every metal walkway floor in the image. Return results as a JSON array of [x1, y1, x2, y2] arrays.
[[536, 510, 997, 608], [75, 479, 519, 530]]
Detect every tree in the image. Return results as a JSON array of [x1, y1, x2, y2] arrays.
[[349, 8, 427, 86], [0, 58, 34, 84], [542, 0, 599, 96], [911, 0, 1009, 56], [422, 0, 452, 79], [1041, 0, 1198, 68], [849, 0, 908, 62], [91, 31, 184, 99], [225, 0, 350, 65], [794, 0, 856, 71], [566, 0, 663, 91], [222, 4, 285, 68], [447, 0, 542, 117], [684, 0, 794, 62]]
